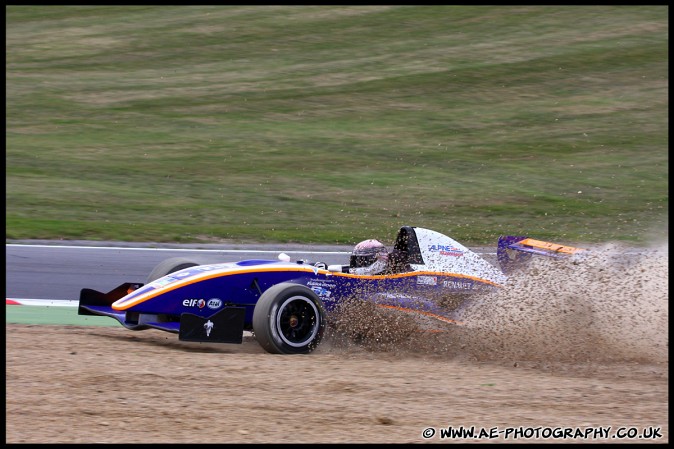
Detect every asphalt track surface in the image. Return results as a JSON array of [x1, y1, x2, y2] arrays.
[[5, 239, 495, 301], [6, 240, 352, 301]]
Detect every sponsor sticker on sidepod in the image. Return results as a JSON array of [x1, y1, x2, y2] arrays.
[[182, 298, 223, 309], [207, 298, 223, 309]]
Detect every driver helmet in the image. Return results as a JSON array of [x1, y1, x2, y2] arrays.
[[350, 239, 389, 275]]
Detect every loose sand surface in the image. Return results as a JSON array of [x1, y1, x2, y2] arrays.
[[6, 243, 668, 443]]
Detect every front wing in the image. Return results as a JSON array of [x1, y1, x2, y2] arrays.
[[78, 283, 245, 341]]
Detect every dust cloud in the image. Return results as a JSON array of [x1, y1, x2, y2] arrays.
[[325, 242, 668, 364]]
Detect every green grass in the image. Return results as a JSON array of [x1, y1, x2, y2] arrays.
[[6, 305, 117, 327], [6, 5, 668, 245]]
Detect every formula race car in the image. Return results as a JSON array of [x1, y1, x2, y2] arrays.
[[78, 226, 584, 354]]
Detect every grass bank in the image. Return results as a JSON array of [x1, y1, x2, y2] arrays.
[[6, 5, 668, 245]]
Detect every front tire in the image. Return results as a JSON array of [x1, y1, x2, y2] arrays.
[[146, 257, 199, 283], [252, 283, 326, 354]]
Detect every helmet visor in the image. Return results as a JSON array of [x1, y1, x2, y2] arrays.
[[350, 253, 379, 268]]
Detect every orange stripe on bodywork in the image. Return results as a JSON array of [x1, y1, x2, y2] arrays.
[[113, 266, 502, 311], [113, 266, 328, 310], [330, 270, 503, 286], [376, 304, 464, 325], [516, 238, 585, 254]]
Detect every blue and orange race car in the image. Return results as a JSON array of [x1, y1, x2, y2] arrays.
[[78, 226, 584, 354]]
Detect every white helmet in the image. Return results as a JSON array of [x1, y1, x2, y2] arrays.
[[349, 239, 388, 275]]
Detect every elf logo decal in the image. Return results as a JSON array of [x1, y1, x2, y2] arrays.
[[183, 298, 223, 309], [183, 298, 207, 308]]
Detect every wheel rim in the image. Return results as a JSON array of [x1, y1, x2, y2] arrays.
[[275, 295, 320, 347]]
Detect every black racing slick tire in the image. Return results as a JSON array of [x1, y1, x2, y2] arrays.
[[146, 257, 199, 284], [252, 283, 327, 355]]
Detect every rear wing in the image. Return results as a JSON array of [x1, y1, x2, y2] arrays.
[[497, 235, 585, 274]]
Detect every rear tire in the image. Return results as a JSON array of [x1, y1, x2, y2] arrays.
[[146, 257, 199, 283], [253, 283, 326, 354]]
